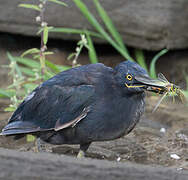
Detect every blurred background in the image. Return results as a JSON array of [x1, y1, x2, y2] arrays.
[[0, 0, 187, 169]]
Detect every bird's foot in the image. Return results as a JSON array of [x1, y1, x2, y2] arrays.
[[77, 150, 85, 158], [35, 138, 47, 153]]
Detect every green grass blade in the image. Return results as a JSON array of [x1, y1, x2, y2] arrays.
[[73, 0, 134, 61], [135, 49, 148, 72], [93, 0, 128, 53], [85, 32, 98, 63], [149, 49, 168, 78]]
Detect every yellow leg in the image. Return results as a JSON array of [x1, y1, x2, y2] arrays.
[[35, 138, 47, 152], [77, 150, 85, 158]]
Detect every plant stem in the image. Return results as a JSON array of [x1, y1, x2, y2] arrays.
[[39, 0, 47, 75]]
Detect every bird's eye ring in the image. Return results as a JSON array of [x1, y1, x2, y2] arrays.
[[126, 74, 132, 81]]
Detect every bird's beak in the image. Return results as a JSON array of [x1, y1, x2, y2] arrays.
[[134, 74, 167, 94]]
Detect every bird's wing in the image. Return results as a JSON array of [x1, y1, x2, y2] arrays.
[[2, 84, 95, 135], [1, 63, 113, 135]]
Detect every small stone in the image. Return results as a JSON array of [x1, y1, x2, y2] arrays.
[[177, 133, 188, 142], [170, 154, 180, 160], [160, 128, 166, 133], [177, 167, 183, 171]]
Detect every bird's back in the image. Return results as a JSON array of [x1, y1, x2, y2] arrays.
[[1, 63, 114, 136]]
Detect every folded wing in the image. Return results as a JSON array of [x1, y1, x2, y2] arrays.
[[1, 84, 95, 135]]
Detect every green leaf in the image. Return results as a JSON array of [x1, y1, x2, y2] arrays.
[[4, 107, 16, 112], [86, 32, 98, 64], [43, 26, 49, 45], [26, 135, 36, 142], [19, 67, 35, 77], [93, 0, 128, 53], [56, 65, 71, 71], [50, 28, 103, 39], [73, 0, 134, 61], [21, 48, 40, 57], [7, 52, 23, 78], [44, 52, 54, 55], [45, 61, 60, 73], [43, 71, 55, 80], [67, 53, 76, 60], [135, 49, 148, 73], [45, 60, 70, 72], [37, 26, 54, 35], [18, 4, 41, 11], [183, 90, 188, 101], [0, 89, 12, 98], [23, 83, 38, 92], [14, 57, 40, 69], [33, 52, 54, 59], [37, 27, 43, 35], [48, 0, 68, 6], [149, 49, 168, 78], [33, 55, 40, 59]]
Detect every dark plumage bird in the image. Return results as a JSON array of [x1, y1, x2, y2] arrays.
[[1, 61, 164, 157]]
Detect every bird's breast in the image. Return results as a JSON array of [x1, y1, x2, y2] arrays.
[[123, 96, 145, 135], [82, 93, 145, 141]]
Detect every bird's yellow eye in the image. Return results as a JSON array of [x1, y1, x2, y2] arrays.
[[126, 74, 132, 81]]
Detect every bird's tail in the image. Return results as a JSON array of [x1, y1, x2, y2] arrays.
[[0, 121, 40, 136]]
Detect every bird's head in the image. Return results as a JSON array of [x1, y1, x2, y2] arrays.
[[114, 60, 166, 94]]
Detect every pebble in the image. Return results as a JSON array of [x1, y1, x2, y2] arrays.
[[160, 128, 166, 133], [117, 157, 121, 162], [177, 167, 183, 171], [177, 133, 188, 142], [170, 154, 180, 160]]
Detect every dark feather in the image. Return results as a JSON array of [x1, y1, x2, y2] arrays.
[[2, 63, 111, 135], [1, 61, 153, 154]]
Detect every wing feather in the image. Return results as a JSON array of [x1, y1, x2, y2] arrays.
[[1, 63, 112, 135]]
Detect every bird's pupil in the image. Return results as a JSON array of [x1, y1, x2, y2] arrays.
[[126, 74, 132, 81]]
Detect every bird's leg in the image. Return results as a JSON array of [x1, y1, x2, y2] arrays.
[[77, 142, 91, 158], [77, 150, 85, 158], [35, 138, 47, 152]]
